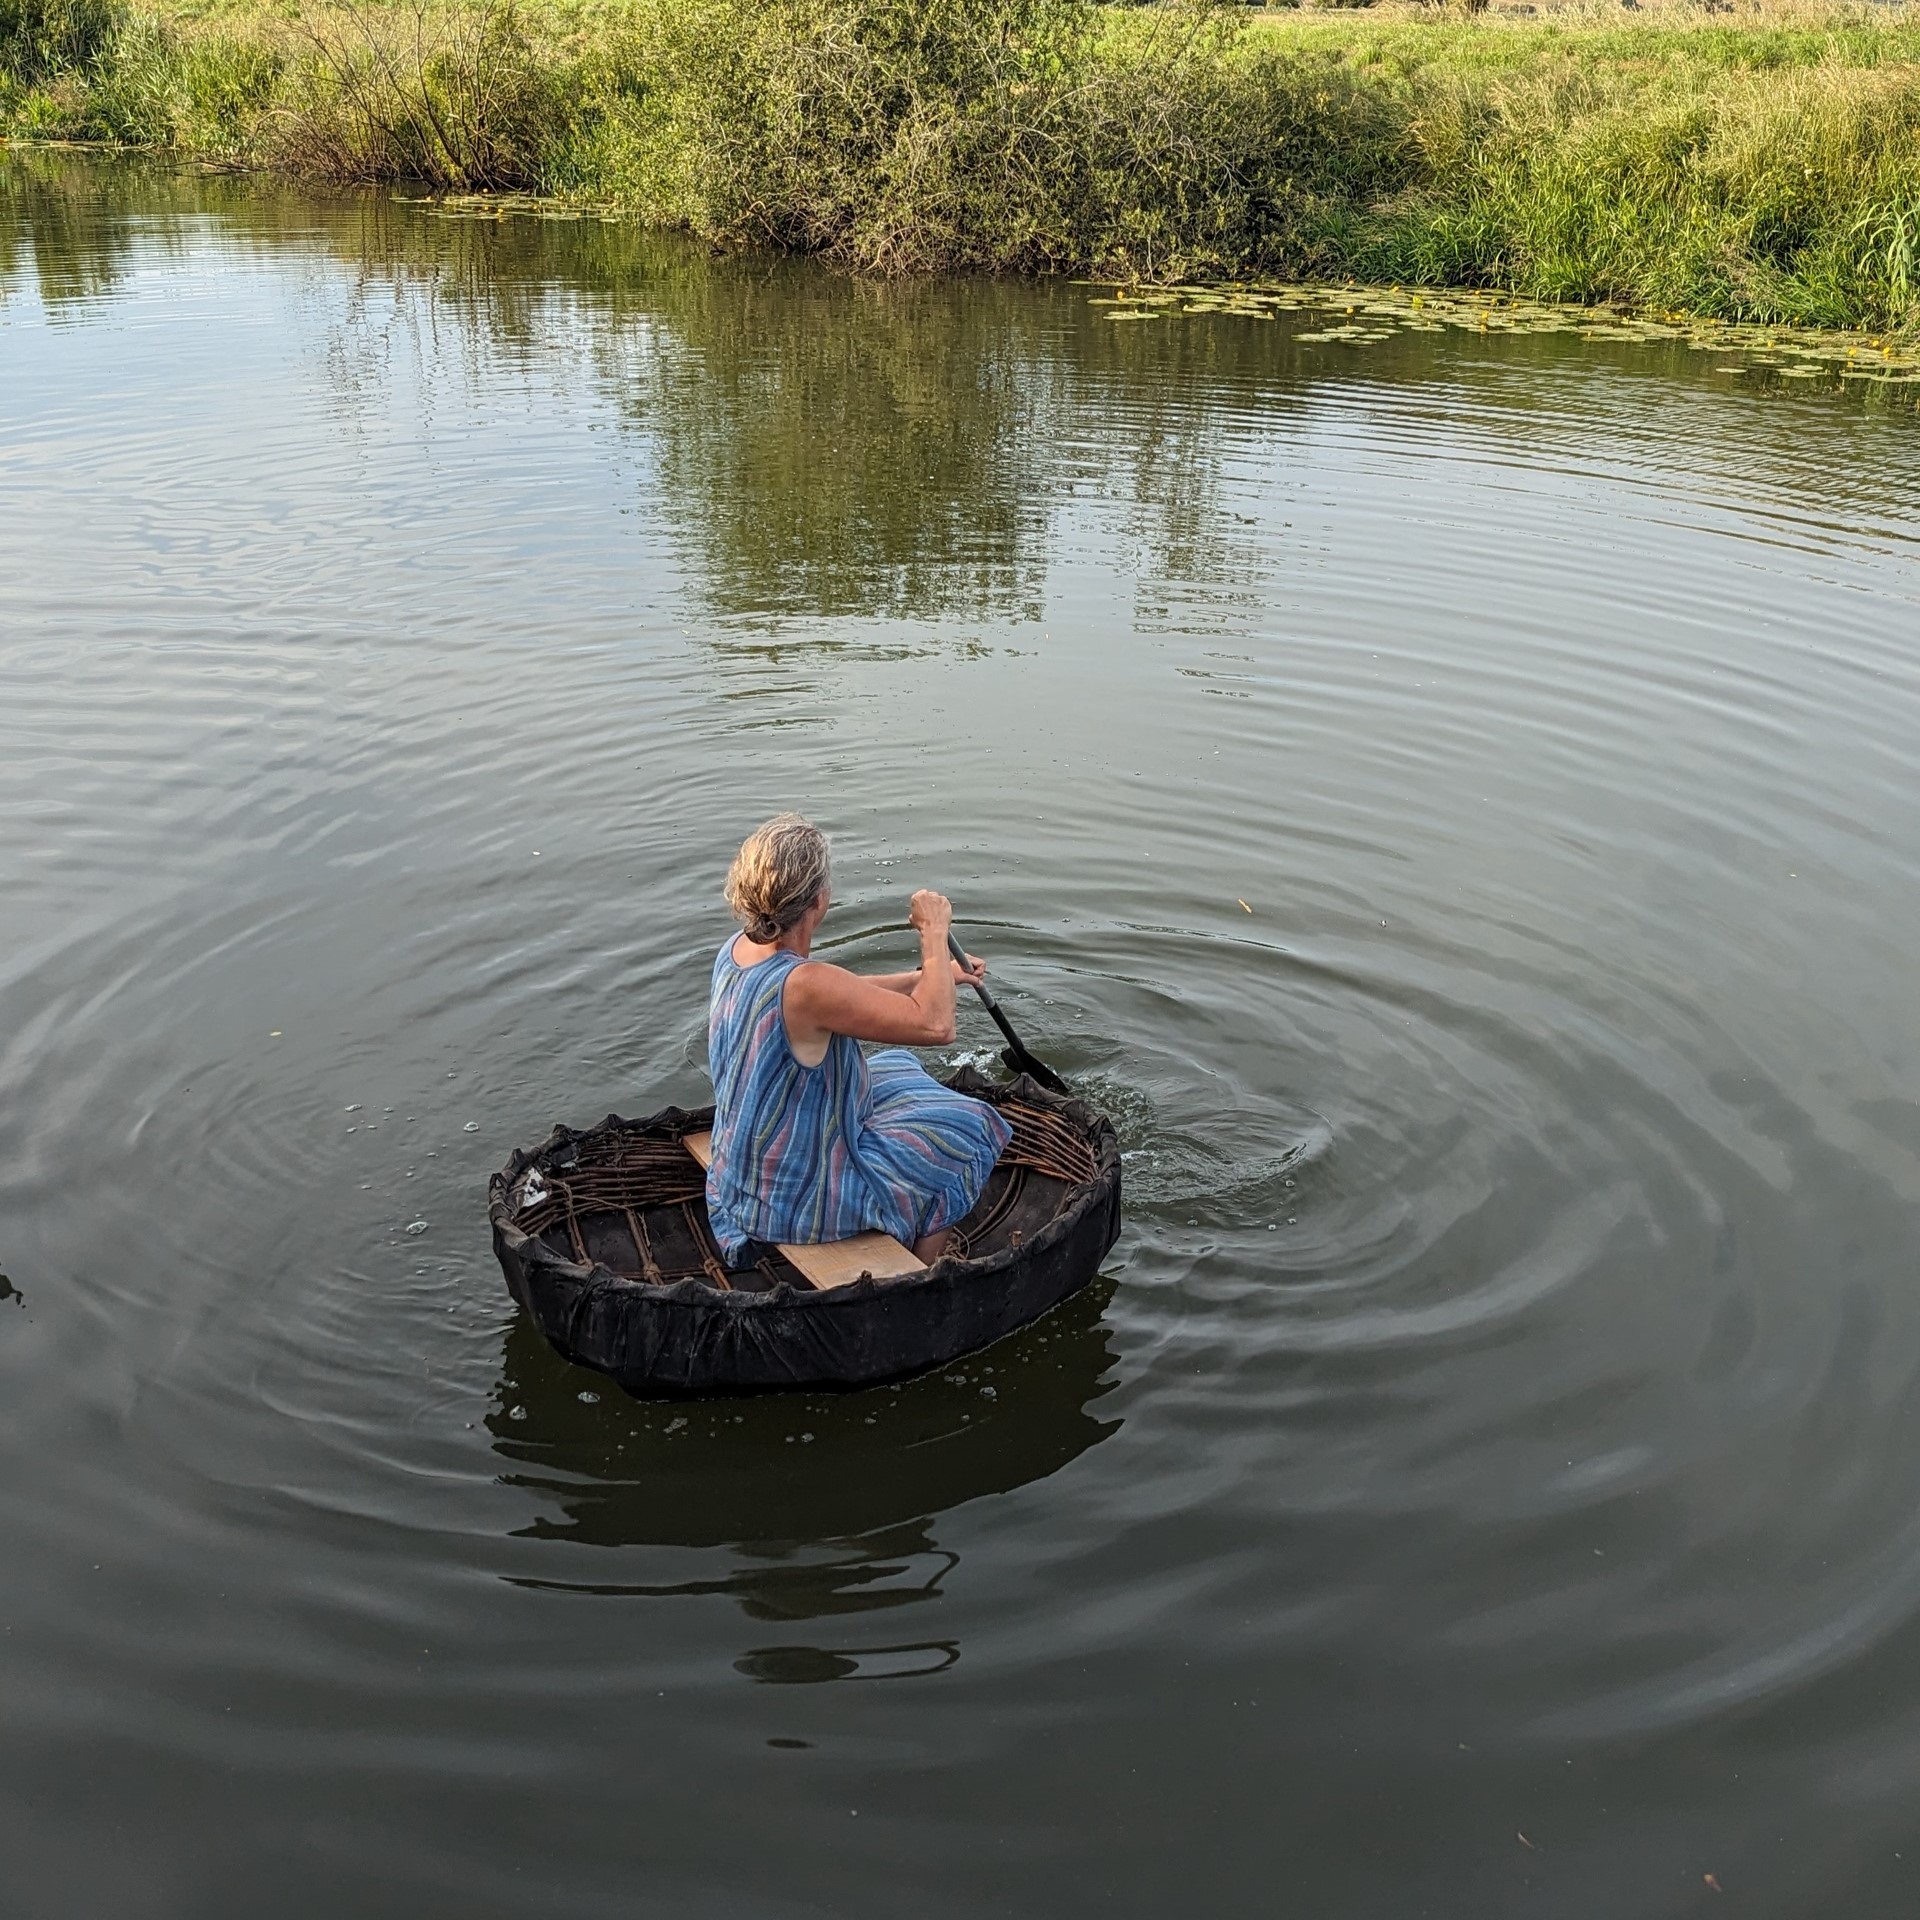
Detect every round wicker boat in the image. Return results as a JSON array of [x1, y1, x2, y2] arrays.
[[489, 1067, 1122, 1398]]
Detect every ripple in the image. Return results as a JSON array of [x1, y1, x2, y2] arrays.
[[5, 150, 1920, 1918]]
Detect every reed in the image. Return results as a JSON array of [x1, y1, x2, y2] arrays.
[[5, 0, 1920, 330], [266, 2, 560, 189]]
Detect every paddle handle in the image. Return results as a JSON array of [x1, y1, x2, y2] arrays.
[[948, 930, 1012, 1028]]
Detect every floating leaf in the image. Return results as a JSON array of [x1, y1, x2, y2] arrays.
[[1083, 279, 1918, 410]]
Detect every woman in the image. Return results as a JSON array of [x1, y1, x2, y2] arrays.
[[705, 813, 1013, 1267]]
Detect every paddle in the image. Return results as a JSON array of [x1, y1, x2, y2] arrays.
[[946, 930, 1070, 1094]]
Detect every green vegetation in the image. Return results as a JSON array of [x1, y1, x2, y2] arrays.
[[6, 0, 1920, 330]]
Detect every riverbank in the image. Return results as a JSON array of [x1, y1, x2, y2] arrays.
[[6, 0, 1920, 330]]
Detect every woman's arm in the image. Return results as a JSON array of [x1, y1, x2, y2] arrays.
[[868, 954, 987, 995], [786, 892, 965, 1050]]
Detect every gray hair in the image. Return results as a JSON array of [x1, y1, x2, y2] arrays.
[[724, 813, 831, 942]]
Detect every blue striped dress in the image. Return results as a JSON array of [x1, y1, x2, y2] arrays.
[[704, 935, 1013, 1260]]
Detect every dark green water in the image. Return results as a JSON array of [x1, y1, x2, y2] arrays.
[[5, 151, 1920, 1918]]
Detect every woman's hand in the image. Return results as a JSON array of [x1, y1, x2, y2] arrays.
[[909, 889, 953, 933], [789, 890, 963, 1051], [950, 951, 986, 988]]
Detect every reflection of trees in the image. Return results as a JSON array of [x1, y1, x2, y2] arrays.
[[53, 160, 1285, 623], [1, 152, 1288, 623], [0, 148, 152, 307], [301, 207, 1071, 622], [602, 258, 1300, 628], [298, 196, 1281, 627], [15, 149, 1907, 637], [306, 205, 1076, 624], [595, 263, 1061, 624], [486, 1275, 1121, 1665]]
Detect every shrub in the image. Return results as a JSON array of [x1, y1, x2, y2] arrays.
[[599, 0, 1411, 277]]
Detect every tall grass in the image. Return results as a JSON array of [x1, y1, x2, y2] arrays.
[[0, 0, 115, 84], [4, 0, 1920, 329], [1350, 57, 1920, 325], [268, 2, 560, 188]]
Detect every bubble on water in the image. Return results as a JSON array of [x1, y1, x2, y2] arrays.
[[463, 1122, 480, 1133], [405, 1221, 429, 1236], [508, 1405, 526, 1421], [577, 1390, 599, 1404]]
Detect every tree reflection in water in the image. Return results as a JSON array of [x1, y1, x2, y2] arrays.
[[314, 195, 1273, 630], [0, 150, 154, 308], [0, 152, 1279, 632], [485, 1278, 1120, 1680]]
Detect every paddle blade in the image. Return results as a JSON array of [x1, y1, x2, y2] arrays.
[[1001, 1044, 1069, 1096], [949, 928, 1070, 1093]]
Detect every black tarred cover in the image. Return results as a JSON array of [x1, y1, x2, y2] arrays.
[[488, 1069, 1122, 1398]]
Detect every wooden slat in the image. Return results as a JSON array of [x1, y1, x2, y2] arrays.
[[680, 1131, 925, 1290]]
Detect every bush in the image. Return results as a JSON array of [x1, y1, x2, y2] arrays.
[[599, 0, 1411, 277]]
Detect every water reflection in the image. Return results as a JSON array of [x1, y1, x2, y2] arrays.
[[11, 148, 1920, 1914], [13, 147, 1912, 658], [0, 151, 1266, 625], [736, 1641, 960, 1684], [358, 206, 1266, 627], [485, 1280, 1120, 1672], [0, 148, 146, 308]]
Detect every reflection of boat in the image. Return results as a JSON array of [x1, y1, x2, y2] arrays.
[[735, 1642, 959, 1684], [484, 1276, 1123, 1659], [489, 1069, 1121, 1397], [489, 1275, 1122, 1551]]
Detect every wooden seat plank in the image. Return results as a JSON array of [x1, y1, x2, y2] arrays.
[[681, 1131, 925, 1289]]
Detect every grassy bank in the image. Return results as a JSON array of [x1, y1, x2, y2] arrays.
[[5, 0, 1920, 330]]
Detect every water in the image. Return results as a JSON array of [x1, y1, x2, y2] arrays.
[[4, 151, 1920, 1918]]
